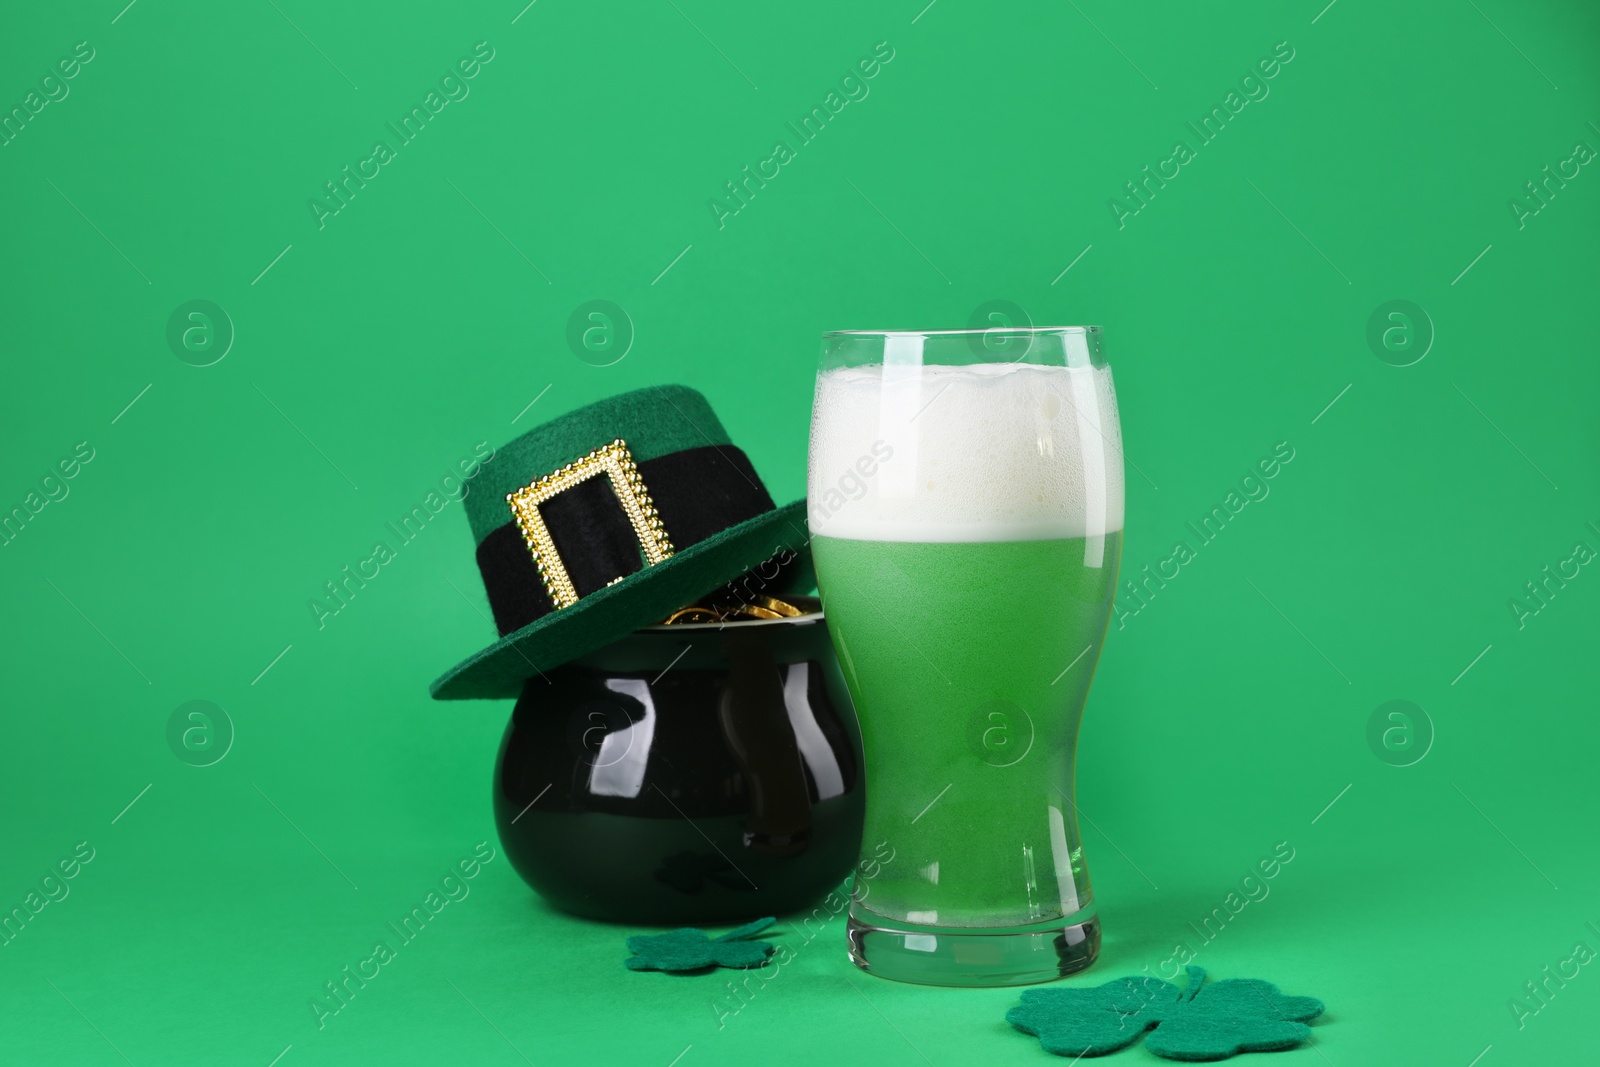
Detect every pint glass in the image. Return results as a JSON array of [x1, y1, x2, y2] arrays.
[[807, 327, 1124, 986]]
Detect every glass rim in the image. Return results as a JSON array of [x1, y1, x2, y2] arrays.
[[822, 325, 1102, 339]]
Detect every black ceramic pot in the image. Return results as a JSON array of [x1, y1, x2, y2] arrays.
[[494, 597, 865, 924]]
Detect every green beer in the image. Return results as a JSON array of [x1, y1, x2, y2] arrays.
[[812, 533, 1121, 926], [810, 335, 1124, 985]]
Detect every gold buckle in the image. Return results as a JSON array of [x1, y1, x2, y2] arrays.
[[506, 438, 675, 610]]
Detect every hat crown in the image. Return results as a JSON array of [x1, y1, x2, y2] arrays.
[[465, 385, 729, 545], [432, 383, 811, 700]]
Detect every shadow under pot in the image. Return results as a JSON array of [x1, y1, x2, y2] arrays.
[[494, 598, 865, 925]]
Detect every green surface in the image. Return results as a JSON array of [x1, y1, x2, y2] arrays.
[[813, 533, 1121, 927], [1, 0, 1596, 1064]]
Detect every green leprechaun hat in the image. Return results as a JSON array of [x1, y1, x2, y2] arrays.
[[429, 385, 811, 700]]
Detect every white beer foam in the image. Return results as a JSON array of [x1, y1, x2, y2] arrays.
[[808, 361, 1125, 542]]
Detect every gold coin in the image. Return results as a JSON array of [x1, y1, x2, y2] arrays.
[[750, 595, 804, 617], [659, 607, 720, 625]]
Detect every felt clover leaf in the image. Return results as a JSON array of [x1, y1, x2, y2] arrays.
[[1009, 973, 1184, 1056], [625, 917, 777, 973], [1007, 966, 1324, 1061]]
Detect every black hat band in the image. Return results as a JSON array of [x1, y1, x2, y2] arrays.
[[475, 444, 775, 636]]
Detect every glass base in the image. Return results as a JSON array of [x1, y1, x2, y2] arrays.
[[846, 904, 1100, 987]]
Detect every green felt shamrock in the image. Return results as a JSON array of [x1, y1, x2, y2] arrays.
[[1006, 966, 1324, 1061], [625, 917, 777, 973]]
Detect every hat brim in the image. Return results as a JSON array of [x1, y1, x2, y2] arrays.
[[430, 499, 812, 700]]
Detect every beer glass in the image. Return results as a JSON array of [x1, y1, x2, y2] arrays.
[[807, 327, 1124, 986]]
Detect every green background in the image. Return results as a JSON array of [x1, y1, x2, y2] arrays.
[[3, 0, 1597, 1063]]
